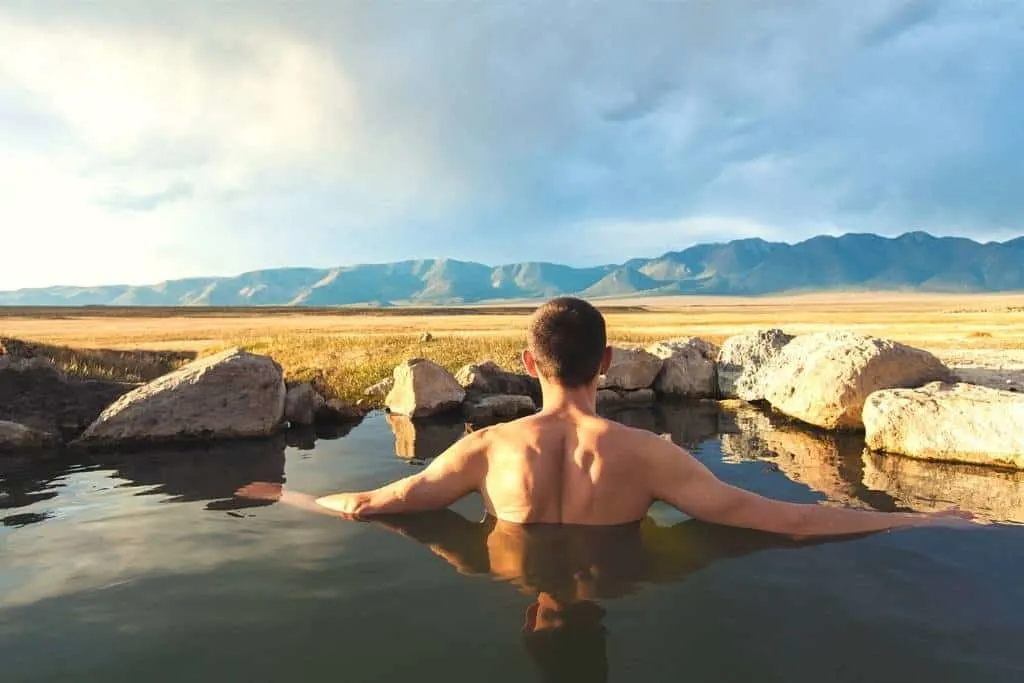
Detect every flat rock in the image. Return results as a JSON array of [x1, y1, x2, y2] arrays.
[[385, 359, 466, 417], [77, 348, 286, 446], [762, 331, 951, 430], [463, 394, 536, 421], [599, 347, 663, 391], [716, 329, 794, 400], [0, 420, 57, 451], [284, 383, 325, 426], [864, 382, 1024, 468], [647, 337, 719, 398]]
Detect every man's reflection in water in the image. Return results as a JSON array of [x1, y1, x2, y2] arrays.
[[369, 509, 844, 682]]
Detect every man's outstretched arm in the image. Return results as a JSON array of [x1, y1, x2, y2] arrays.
[[641, 431, 974, 537], [311, 428, 489, 517]]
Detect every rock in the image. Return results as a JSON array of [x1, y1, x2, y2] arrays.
[[463, 394, 536, 421], [863, 382, 1024, 468], [761, 331, 951, 430], [599, 347, 663, 391], [76, 349, 286, 446], [316, 398, 364, 424], [420, 332, 434, 343], [647, 338, 719, 398], [455, 361, 540, 401], [716, 329, 794, 400], [364, 376, 395, 398], [861, 451, 1024, 524], [0, 421, 57, 451], [385, 359, 466, 417], [284, 383, 325, 426], [386, 414, 464, 460], [0, 356, 133, 441]]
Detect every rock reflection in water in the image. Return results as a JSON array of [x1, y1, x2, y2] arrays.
[[93, 437, 287, 511], [386, 414, 465, 461], [862, 452, 1024, 525], [718, 403, 872, 508]]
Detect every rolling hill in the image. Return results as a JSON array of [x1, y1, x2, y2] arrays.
[[3, 232, 1022, 306]]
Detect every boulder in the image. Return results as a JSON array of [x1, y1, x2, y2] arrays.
[[76, 349, 286, 446], [647, 338, 719, 398], [420, 332, 434, 343], [284, 383, 325, 426], [317, 398, 364, 423], [386, 414, 464, 460], [863, 382, 1024, 468], [463, 394, 536, 421], [455, 361, 540, 401], [761, 331, 951, 430], [0, 420, 57, 451], [0, 356, 133, 441], [385, 359, 466, 417], [716, 329, 794, 400], [364, 376, 395, 398], [599, 347, 663, 391]]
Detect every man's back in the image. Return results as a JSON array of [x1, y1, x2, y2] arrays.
[[478, 409, 654, 525]]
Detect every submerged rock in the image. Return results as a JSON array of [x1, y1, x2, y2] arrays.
[[647, 337, 719, 398], [77, 349, 286, 446], [385, 359, 466, 417], [0, 420, 57, 451], [863, 382, 1024, 468], [761, 331, 951, 430], [716, 329, 794, 400], [599, 347, 663, 391]]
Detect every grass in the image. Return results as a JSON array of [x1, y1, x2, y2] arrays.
[[3, 292, 1022, 404], [0, 337, 193, 383]]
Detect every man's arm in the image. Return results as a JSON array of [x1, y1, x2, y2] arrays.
[[314, 428, 489, 517], [641, 431, 972, 537]]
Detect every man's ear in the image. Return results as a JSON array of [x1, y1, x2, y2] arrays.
[[523, 348, 540, 378], [599, 346, 612, 375]]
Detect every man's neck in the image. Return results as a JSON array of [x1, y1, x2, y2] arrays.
[[538, 380, 599, 415]]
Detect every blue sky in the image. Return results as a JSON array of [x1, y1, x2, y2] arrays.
[[0, 0, 1021, 289]]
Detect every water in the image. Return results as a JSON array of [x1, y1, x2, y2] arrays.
[[3, 403, 1024, 683]]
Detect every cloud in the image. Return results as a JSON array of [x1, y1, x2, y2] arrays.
[[0, 1, 1021, 288]]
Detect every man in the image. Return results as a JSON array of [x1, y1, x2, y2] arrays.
[[239, 297, 972, 536]]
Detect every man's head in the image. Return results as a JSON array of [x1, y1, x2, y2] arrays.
[[525, 297, 610, 388]]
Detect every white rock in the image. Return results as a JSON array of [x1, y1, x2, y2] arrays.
[[599, 347, 663, 391], [385, 359, 466, 417], [716, 329, 794, 400], [762, 331, 951, 429], [864, 382, 1024, 468]]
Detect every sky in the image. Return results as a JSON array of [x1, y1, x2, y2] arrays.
[[1, 0, 1022, 289]]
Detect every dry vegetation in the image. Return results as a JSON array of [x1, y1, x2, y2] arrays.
[[2, 292, 1023, 404]]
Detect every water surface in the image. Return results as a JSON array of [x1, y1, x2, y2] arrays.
[[3, 403, 1024, 682]]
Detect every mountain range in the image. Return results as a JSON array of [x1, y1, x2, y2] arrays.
[[3, 232, 1023, 306]]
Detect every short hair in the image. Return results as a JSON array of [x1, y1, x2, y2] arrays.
[[527, 297, 607, 388]]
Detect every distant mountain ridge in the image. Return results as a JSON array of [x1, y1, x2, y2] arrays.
[[3, 232, 1023, 306]]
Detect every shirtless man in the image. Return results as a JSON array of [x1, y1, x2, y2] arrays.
[[239, 297, 971, 536]]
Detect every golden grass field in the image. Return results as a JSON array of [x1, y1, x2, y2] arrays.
[[2, 292, 1023, 404]]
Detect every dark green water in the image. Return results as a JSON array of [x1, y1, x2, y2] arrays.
[[2, 404, 1023, 683]]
